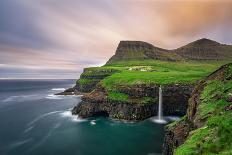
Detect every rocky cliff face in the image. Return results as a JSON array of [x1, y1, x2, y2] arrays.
[[106, 41, 181, 64], [74, 68, 119, 93], [106, 39, 232, 64], [174, 38, 232, 60], [163, 63, 232, 155], [72, 83, 193, 120]]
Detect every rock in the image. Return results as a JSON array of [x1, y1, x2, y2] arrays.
[[106, 41, 181, 64], [226, 96, 232, 102], [163, 118, 193, 155], [225, 104, 232, 111], [55, 87, 84, 95], [72, 101, 155, 120], [74, 68, 119, 93], [72, 83, 193, 121]]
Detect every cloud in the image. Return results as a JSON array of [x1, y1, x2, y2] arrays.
[[156, 1, 232, 36], [0, 0, 232, 78]]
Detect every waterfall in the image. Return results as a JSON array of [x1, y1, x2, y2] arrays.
[[158, 86, 163, 120], [151, 85, 166, 124]]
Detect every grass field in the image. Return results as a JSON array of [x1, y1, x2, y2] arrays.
[[101, 60, 229, 90]]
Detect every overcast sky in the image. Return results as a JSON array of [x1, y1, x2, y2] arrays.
[[0, 0, 232, 79]]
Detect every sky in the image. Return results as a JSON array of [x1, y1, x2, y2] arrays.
[[0, 0, 232, 79]]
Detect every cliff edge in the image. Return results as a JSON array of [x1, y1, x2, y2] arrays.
[[163, 63, 232, 155]]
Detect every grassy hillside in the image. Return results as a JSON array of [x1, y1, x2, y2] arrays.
[[77, 60, 229, 103], [102, 60, 228, 90], [174, 64, 232, 155]]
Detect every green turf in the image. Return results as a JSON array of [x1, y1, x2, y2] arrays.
[[174, 65, 232, 155], [107, 91, 129, 102], [102, 60, 228, 90]]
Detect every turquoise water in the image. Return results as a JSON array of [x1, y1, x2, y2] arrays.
[[0, 80, 168, 155]]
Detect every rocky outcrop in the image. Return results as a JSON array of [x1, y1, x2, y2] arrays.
[[72, 83, 193, 120], [163, 117, 193, 155], [55, 87, 85, 95], [106, 39, 232, 64], [106, 41, 181, 64], [72, 101, 155, 120], [72, 84, 156, 120], [163, 63, 232, 155], [73, 68, 119, 93]]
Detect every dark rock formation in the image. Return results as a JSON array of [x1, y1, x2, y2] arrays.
[[72, 101, 155, 120], [55, 87, 84, 95], [72, 83, 193, 120], [163, 117, 193, 155], [224, 104, 232, 111], [163, 63, 232, 155], [72, 84, 155, 120]]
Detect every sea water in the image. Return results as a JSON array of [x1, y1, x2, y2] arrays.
[[0, 79, 166, 155]]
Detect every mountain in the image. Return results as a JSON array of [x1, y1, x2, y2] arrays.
[[106, 38, 232, 64], [174, 38, 232, 60], [106, 41, 181, 64]]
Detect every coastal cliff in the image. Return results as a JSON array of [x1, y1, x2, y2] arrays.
[[54, 38, 232, 154], [163, 63, 232, 155], [58, 38, 231, 122], [59, 38, 231, 95], [72, 83, 193, 120]]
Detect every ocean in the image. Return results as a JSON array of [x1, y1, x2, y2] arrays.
[[0, 79, 168, 155]]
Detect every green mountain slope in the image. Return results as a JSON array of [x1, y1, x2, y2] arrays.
[[164, 63, 232, 155]]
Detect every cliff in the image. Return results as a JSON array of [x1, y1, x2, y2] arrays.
[[74, 67, 119, 92], [72, 83, 193, 120], [106, 41, 181, 64], [106, 38, 232, 65], [163, 63, 232, 155], [58, 38, 231, 95]]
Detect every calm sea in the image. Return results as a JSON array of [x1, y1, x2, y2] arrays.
[[0, 79, 167, 155]]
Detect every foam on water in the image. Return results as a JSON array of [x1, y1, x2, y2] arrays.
[[150, 116, 167, 124], [28, 110, 63, 126], [151, 118, 167, 124], [9, 139, 32, 149], [23, 126, 34, 134], [150, 116, 181, 124], [90, 120, 96, 125], [60, 110, 86, 122], [46, 94, 63, 100], [51, 88, 66, 91], [3, 94, 39, 102]]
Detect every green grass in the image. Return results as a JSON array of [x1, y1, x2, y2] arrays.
[[78, 60, 229, 104], [77, 79, 100, 85], [141, 97, 154, 104], [102, 60, 227, 90], [107, 91, 129, 102], [80, 67, 120, 77], [174, 65, 232, 155]]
